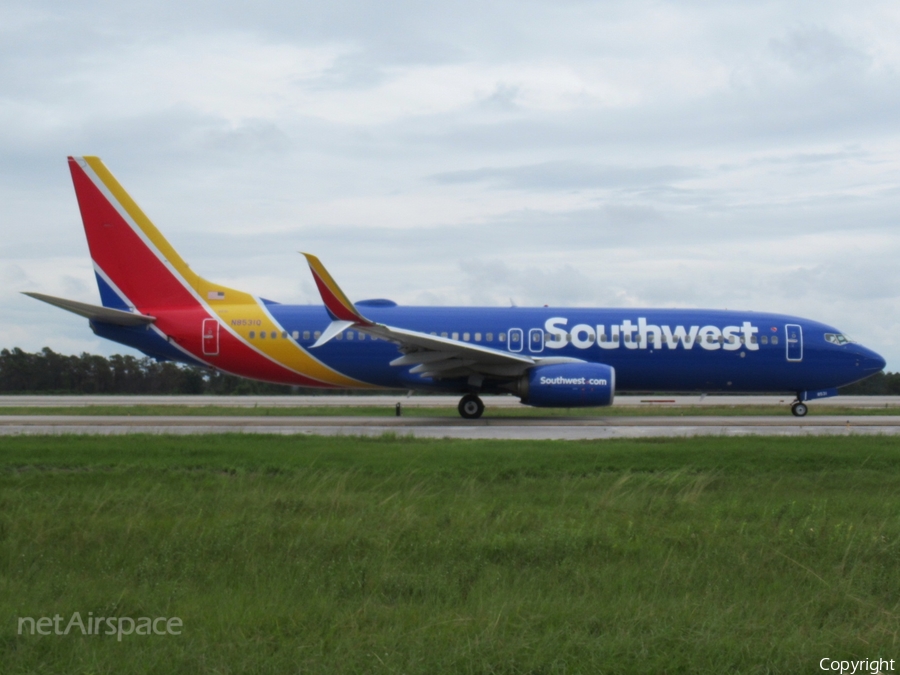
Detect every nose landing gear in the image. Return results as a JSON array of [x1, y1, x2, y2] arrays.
[[458, 394, 485, 419], [790, 401, 808, 417]]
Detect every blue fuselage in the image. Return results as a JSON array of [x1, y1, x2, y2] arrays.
[[251, 304, 883, 394]]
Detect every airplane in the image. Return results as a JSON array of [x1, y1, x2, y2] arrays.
[[24, 156, 886, 419]]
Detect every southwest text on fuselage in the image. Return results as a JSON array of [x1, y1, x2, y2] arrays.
[[543, 317, 760, 351]]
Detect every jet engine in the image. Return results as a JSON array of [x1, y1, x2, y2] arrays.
[[516, 363, 615, 408]]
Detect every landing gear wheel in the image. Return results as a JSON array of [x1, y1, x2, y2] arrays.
[[458, 394, 485, 420], [791, 401, 808, 417]]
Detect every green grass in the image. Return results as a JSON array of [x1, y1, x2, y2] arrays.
[[2, 403, 899, 417], [2, 435, 900, 673]]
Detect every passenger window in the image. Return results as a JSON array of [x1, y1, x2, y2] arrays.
[[249, 331, 256, 339], [336, 332, 343, 340], [487, 333, 494, 342], [270, 332, 276, 339], [625, 334, 631, 343], [441, 332, 448, 338], [475, 333, 482, 342], [463, 332, 470, 341], [499, 333, 506, 342], [359, 333, 365, 340], [347, 332, 354, 340], [430, 332, 437, 336], [452, 332, 459, 340], [750, 336, 756, 344], [302, 331, 309, 340], [314, 331, 321, 339], [260, 331, 266, 339], [771, 335, 778, 345], [760, 335, 767, 344]]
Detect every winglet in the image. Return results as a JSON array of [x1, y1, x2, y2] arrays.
[[302, 253, 373, 326]]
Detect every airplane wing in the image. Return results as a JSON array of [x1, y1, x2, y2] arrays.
[[302, 254, 579, 382], [23, 292, 156, 327]]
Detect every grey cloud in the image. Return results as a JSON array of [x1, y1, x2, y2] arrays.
[[780, 258, 900, 302], [200, 121, 293, 155], [477, 84, 522, 112], [430, 162, 701, 191], [457, 259, 612, 306], [769, 27, 870, 73]]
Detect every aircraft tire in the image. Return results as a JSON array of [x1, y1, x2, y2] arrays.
[[791, 401, 808, 417], [458, 394, 485, 419]]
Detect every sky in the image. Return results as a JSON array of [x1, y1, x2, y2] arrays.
[[2, 0, 900, 368]]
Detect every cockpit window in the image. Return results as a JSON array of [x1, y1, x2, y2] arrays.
[[824, 333, 852, 345]]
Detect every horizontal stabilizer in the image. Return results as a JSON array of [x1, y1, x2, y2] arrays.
[[23, 292, 156, 327]]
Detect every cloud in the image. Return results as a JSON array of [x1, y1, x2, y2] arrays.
[[431, 161, 701, 191], [3, 0, 900, 370], [769, 27, 870, 73]]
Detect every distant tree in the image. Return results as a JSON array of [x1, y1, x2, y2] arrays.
[[0, 347, 295, 394], [839, 371, 900, 395]]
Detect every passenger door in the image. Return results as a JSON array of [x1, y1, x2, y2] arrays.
[[785, 324, 802, 362], [202, 318, 219, 356]]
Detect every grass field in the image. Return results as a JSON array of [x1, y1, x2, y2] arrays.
[[2, 403, 900, 417], [2, 434, 900, 673]]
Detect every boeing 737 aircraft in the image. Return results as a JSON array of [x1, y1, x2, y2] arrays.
[[25, 157, 886, 418]]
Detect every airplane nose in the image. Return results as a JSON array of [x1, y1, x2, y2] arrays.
[[858, 346, 886, 374]]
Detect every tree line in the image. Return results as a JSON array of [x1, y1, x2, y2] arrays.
[[0, 346, 897, 395], [0, 347, 294, 395]]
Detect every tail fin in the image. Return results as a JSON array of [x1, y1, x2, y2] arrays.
[[68, 156, 240, 311]]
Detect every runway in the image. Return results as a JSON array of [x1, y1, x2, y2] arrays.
[[3, 414, 900, 439]]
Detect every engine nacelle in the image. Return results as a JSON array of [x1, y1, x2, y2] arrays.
[[518, 363, 616, 408]]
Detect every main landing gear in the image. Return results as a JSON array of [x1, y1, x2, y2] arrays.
[[790, 400, 809, 417], [458, 394, 485, 419]]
